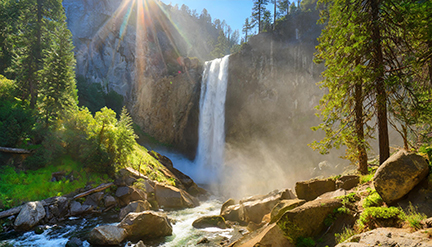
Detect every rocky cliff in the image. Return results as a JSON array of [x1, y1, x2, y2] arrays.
[[63, 0, 202, 157]]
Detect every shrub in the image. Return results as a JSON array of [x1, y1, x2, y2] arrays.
[[296, 237, 315, 247], [362, 189, 384, 208], [358, 207, 405, 230]]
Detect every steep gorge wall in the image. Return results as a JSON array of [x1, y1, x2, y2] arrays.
[[63, 0, 202, 157]]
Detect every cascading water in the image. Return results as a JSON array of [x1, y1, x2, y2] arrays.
[[193, 55, 230, 184]]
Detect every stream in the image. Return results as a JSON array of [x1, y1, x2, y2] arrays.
[[0, 198, 236, 246]]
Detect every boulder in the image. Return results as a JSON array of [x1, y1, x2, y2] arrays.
[[242, 192, 287, 223], [221, 204, 246, 224], [295, 178, 336, 201], [336, 175, 360, 190], [83, 192, 104, 207], [230, 223, 294, 247], [192, 215, 227, 229], [119, 200, 152, 220], [220, 198, 236, 215], [87, 225, 127, 245], [154, 183, 199, 209], [270, 199, 306, 223], [116, 186, 147, 206], [118, 211, 172, 240], [104, 195, 117, 208], [336, 228, 432, 247], [116, 186, 131, 198], [70, 201, 93, 216], [373, 150, 429, 204], [317, 188, 348, 200], [277, 198, 342, 243], [14, 201, 46, 231]]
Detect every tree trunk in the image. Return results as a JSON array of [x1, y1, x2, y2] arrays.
[[355, 82, 368, 174], [259, 2, 262, 33], [273, 0, 276, 30], [30, 0, 43, 109], [371, 0, 390, 164]]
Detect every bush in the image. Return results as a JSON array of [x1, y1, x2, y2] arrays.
[[296, 237, 315, 247], [405, 203, 427, 230], [335, 227, 357, 243], [358, 207, 405, 230], [362, 189, 384, 208]]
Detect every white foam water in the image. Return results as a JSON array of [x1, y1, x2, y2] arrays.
[[194, 55, 230, 184]]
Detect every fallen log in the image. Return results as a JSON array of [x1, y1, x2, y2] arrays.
[[0, 147, 31, 154], [73, 183, 114, 200]]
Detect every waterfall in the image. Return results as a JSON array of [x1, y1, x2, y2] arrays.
[[194, 55, 230, 184]]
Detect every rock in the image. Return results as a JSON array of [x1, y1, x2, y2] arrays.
[[230, 223, 294, 247], [277, 198, 342, 243], [116, 186, 131, 198], [336, 175, 360, 190], [70, 201, 93, 216], [220, 198, 236, 215], [66, 237, 83, 247], [34, 225, 46, 234], [335, 228, 432, 247], [125, 176, 137, 186], [197, 237, 210, 244], [317, 188, 348, 200], [118, 211, 172, 240], [119, 200, 151, 220], [87, 225, 127, 246], [295, 178, 336, 201], [154, 183, 199, 209], [221, 189, 293, 225], [14, 201, 46, 231], [135, 240, 146, 247], [83, 191, 104, 207], [104, 195, 117, 208], [51, 171, 65, 182], [373, 150, 429, 204], [192, 215, 227, 229], [270, 199, 306, 223]]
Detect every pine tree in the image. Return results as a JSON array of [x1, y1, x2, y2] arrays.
[[242, 18, 254, 42], [39, 9, 78, 124], [277, 0, 290, 18], [252, 0, 269, 33]]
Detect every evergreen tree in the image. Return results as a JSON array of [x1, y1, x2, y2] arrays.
[[39, 9, 78, 125], [242, 18, 254, 42], [252, 0, 269, 33], [277, 0, 290, 18]]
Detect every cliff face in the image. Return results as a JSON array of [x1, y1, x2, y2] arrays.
[[63, 0, 202, 157]]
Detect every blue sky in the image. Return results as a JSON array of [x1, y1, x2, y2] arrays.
[[160, 0, 255, 35]]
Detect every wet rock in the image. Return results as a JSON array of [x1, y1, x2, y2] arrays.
[[373, 150, 429, 204], [220, 198, 236, 215], [118, 211, 172, 240], [88, 225, 127, 246], [66, 237, 83, 247], [14, 201, 46, 231], [192, 215, 227, 229], [154, 183, 199, 209], [119, 200, 151, 220], [270, 199, 306, 223], [197, 237, 210, 244], [336, 175, 360, 190], [69, 201, 93, 216], [104, 195, 117, 208], [34, 225, 46, 234], [83, 192, 104, 207], [295, 178, 336, 201]]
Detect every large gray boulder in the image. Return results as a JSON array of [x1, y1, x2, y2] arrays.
[[70, 201, 93, 216], [14, 201, 46, 231], [118, 211, 172, 240], [373, 150, 429, 204], [295, 178, 336, 201], [154, 183, 199, 209], [87, 225, 127, 246]]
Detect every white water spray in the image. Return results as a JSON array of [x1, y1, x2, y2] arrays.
[[194, 55, 230, 184]]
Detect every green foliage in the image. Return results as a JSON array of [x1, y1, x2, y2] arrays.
[[362, 190, 384, 208], [296, 237, 315, 247], [0, 156, 111, 210], [338, 192, 360, 205], [405, 203, 427, 231], [335, 227, 356, 244], [358, 207, 405, 231]]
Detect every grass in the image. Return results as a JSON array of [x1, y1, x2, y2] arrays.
[[357, 206, 405, 231], [405, 203, 427, 230], [0, 156, 111, 210], [335, 227, 357, 243], [362, 189, 384, 208]]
